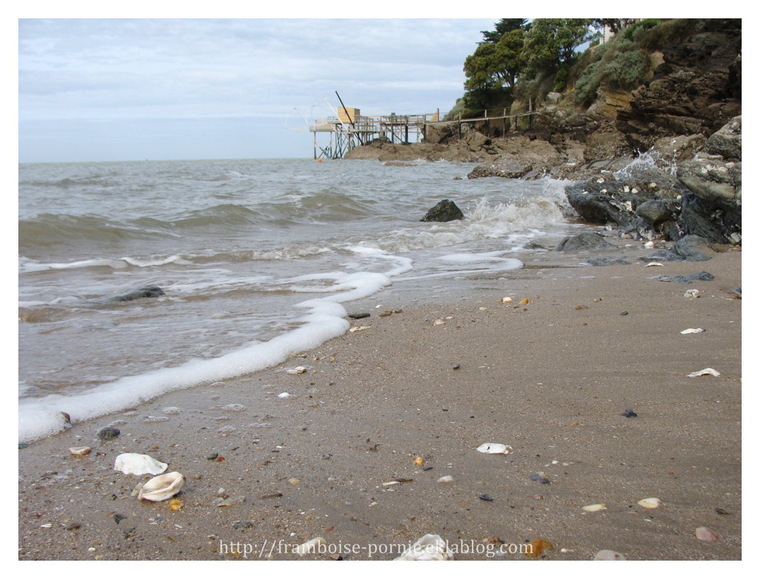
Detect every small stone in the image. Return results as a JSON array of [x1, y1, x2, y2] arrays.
[[696, 526, 719, 541], [595, 549, 626, 560], [233, 521, 255, 530], [478, 494, 494, 501], [715, 507, 731, 515], [348, 313, 370, 319], [621, 408, 638, 418], [97, 427, 120, 440]]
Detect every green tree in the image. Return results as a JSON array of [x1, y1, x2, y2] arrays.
[[479, 19, 529, 44], [522, 19, 594, 77], [464, 28, 526, 92]]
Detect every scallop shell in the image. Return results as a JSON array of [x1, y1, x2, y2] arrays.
[[114, 453, 168, 476], [137, 472, 185, 502], [687, 368, 720, 378]]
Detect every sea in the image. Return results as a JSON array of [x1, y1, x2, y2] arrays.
[[18, 158, 592, 443]]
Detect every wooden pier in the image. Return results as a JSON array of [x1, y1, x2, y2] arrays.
[[310, 99, 540, 160]]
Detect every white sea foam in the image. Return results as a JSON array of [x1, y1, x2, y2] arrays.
[[18, 268, 394, 443]]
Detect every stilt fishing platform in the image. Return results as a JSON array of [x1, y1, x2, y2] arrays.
[[309, 91, 539, 160]]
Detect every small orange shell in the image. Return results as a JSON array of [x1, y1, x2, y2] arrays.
[[413, 456, 426, 467], [169, 499, 184, 511]]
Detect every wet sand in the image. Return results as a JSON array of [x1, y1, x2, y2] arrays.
[[17, 242, 742, 562]]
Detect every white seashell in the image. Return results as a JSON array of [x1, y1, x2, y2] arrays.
[[500, 296, 513, 304], [595, 549, 626, 560], [644, 241, 654, 249], [394, 534, 454, 561], [684, 289, 700, 298], [437, 475, 454, 483], [114, 453, 168, 476], [138, 472, 185, 502], [582, 503, 607, 512], [680, 328, 706, 334], [294, 536, 326, 556], [687, 368, 720, 378], [477, 443, 512, 454], [637, 497, 662, 509], [287, 366, 307, 374], [645, 262, 663, 267]]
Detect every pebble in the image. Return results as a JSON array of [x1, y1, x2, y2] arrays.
[[620, 408, 638, 418], [696, 526, 719, 542], [348, 312, 370, 319], [529, 473, 551, 484], [595, 549, 626, 560], [478, 494, 494, 502], [233, 521, 255, 529], [97, 427, 120, 440]]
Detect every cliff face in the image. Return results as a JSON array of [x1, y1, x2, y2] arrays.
[[346, 19, 741, 183], [614, 19, 741, 152]]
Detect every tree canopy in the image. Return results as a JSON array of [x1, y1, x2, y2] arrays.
[[461, 18, 597, 115]]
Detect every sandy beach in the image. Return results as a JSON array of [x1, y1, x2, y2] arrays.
[[17, 241, 742, 562]]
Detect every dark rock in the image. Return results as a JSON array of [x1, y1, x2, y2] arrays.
[[421, 200, 464, 222], [636, 199, 679, 229], [97, 426, 120, 440], [586, 256, 631, 266], [348, 312, 371, 319], [705, 116, 741, 160], [565, 180, 639, 227], [478, 494, 494, 501], [555, 232, 615, 252], [112, 285, 165, 302], [652, 271, 715, 283]]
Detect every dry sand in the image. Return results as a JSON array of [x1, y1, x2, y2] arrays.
[[17, 242, 742, 563]]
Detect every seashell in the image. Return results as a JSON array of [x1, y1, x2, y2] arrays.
[[695, 526, 719, 542], [69, 446, 91, 456], [477, 443, 512, 455], [413, 456, 426, 467], [500, 296, 513, 304], [138, 471, 185, 502], [595, 549, 626, 560], [645, 262, 663, 267], [637, 497, 661, 509], [394, 534, 454, 561], [114, 453, 168, 476], [684, 289, 700, 298], [286, 366, 307, 374], [169, 499, 184, 511], [437, 475, 454, 483], [519, 298, 530, 305], [294, 536, 326, 556], [687, 368, 720, 378], [644, 241, 654, 249], [681, 328, 706, 334], [582, 503, 607, 512]]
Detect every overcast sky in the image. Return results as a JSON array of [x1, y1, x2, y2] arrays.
[[18, 17, 498, 163]]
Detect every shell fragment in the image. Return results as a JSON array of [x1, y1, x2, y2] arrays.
[[681, 328, 706, 334], [687, 368, 720, 378], [582, 503, 608, 512], [394, 534, 454, 561], [477, 443, 512, 455], [114, 453, 168, 476], [637, 497, 662, 509]]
